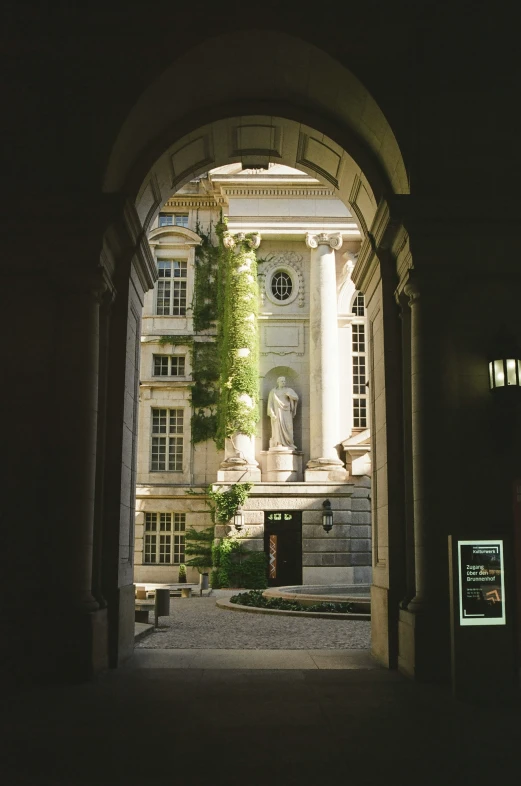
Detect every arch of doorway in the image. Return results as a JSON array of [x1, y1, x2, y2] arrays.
[[98, 33, 411, 678], [103, 31, 409, 228]]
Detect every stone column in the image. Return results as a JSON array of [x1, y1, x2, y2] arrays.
[[305, 232, 347, 481], [404, 276, 427, 611], [218, 232, 261, 482], [53, 266, 109, 613], [91, 288, 115, 609]]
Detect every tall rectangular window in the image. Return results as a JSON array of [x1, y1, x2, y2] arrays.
[[352, 323, 367, 428], [144, 512, 186, 564], [156, 260, 187, 316], [151, 408, 184, 471], [153, 355, 186, 376]]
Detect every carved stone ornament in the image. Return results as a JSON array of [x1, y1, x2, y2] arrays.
[[223, 231, 261, 250], [404, 276, 420, 306], [247, 232, 261, 249], [305, 232, 343, 250], [258, 251, 305, 307], [222, 232, 236, 249]]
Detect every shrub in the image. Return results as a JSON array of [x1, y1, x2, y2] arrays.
[[229, 590, 354, 613], [212, 539, 267, 589]]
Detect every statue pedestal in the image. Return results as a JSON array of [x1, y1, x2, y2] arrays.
[[263, 448, 303, 482]]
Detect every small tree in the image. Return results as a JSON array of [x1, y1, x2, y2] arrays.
[[184, 526, 214, 574], [178, 563, 187, 583]]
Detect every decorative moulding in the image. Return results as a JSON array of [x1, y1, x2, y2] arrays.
[[260, 323, 304, 356], [218, 186, 335, 198], [165, 198, 221, 208], [258, 251, 305, 308]]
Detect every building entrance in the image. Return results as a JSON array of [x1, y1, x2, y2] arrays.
[[264, 512, 302, 587]]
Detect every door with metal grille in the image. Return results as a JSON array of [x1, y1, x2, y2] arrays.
[[264, 511, 302, 587]]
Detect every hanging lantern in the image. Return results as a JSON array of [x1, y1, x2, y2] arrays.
[[233, 506, 244, 532], [322, 499, 333, 533], [489, 331, 521, 390]]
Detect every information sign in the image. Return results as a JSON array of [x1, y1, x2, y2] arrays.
[[458, 540, 506, 626]]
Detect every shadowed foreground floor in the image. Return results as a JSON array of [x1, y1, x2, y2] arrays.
[[2, 650, 520, 786]]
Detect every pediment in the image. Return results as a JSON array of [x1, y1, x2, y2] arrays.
[[148, 226, 202, 246]]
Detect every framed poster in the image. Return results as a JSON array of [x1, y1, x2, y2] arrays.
[[457, 540, 506, 626]]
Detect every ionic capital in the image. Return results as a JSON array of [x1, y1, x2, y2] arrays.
[[306, 232, 343, 250], [223, 231, 261, 250], [404, 276, 420, 306]]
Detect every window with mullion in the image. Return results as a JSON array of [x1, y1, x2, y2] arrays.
[[155, 260, 187, 316], [352, 292, 365, 316], [352, 320, 367, 428], [143, 513, 186, 564], [153, 355, 186, 377], [151, 408, 184, 471]]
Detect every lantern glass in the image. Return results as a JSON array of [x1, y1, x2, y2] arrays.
[[494, 359, 505, 387], [233, 508, 244, 532], [488, 361, 494, 389], [322, 500, 333, 533], [506, 359, 517, 385]]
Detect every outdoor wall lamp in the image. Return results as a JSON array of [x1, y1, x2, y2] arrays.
[[322, 499, 333, 533], [233, 506, 244, 532], [489, 331, 521, 391]]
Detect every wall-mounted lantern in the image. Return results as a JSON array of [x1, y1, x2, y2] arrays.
[[489, 331, 521, 391], [233, 506, 244, 532], [322, 499, 333, 533]]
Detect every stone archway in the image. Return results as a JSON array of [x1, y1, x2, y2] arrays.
[[100, 31, 410, 672]]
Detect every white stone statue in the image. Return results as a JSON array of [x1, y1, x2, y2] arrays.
[[267, 376, 299, 450]]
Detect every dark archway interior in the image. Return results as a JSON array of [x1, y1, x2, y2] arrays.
[[2, 4, 520, 713]]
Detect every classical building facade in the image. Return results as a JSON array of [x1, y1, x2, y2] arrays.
[[134, 165, 372, 588]]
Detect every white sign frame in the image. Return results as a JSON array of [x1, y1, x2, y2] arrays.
[[458, 539, 506, 626]]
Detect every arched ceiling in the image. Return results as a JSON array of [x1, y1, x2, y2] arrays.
[[103, 31, 408, 237]]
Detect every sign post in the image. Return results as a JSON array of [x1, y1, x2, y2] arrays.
[[449, 536, 516, 702]]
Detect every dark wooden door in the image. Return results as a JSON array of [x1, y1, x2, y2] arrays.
[[264, 511, 302, 587]]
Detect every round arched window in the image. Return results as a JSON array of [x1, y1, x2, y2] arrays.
[[271, 271, 293, 301]]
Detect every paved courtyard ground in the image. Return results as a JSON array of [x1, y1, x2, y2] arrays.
[[136, 590, 372, 649]]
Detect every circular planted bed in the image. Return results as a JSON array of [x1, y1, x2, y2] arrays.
[[216, 585, 370, 620], [263, 585, 370, 614]]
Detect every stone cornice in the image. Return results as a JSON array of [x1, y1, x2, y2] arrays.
[[218, 185, 336, 198], [164, 196, 222, 208]]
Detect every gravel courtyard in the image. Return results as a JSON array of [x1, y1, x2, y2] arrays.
[[136, 591, 371, 650]]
